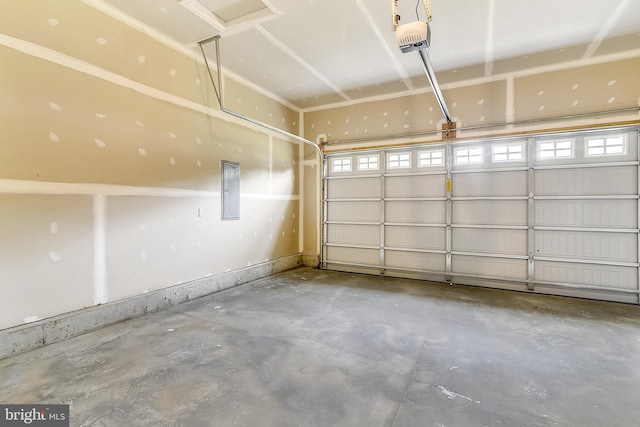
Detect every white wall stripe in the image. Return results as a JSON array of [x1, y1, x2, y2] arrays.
[[506, 75, 515, 125], [299, 141, 304, 253], [0, 32, 300, 143], [0, 179, 299, 200], [254, 25, 351, 101], [269, 136, 274, 195], [354, 0, 415, 91], [583, 0, 632, 59], [0, 32, 221, 115], [243, 193, 300, 201], [93, 194, 108, 305], [484, 0, 496, 77]]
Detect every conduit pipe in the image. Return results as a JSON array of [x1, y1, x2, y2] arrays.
[[198, 36, 322, 156]]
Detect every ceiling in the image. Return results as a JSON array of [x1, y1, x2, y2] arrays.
[[101, 0, 640, 111]]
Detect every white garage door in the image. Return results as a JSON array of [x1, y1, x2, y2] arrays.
[[323, 127, 640, 303]]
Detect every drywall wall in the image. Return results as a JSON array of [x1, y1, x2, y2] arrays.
[[302, 153, 321, 265], [304, 56, 640, 147], [0, 1, 306, 330]]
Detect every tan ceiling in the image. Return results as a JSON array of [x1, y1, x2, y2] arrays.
[[101, 0, 640, 110]]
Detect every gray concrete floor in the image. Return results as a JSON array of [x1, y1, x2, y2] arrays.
[[2, 267, 640, 426]]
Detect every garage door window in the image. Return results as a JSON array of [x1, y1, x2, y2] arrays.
[[455, 147, 483, 164], [358, 155, 379, 170], [537, 139, 574, 159], [332, 157, 352, 172], [387, 152, 412, 169], [585, 134, 627, 157], [493, 143, 524, 162], [418, 149, 444, 167]]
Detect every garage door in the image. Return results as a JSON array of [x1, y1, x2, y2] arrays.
[[322, 127, 640, 303]]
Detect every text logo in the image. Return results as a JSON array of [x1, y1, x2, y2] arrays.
[[0, 405, 69, 426]]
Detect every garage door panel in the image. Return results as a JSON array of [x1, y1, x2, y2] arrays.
[[327, 201, 380, 222], [385, 175, 446, 198], [453, 201, 527, 226], [324, 129, 640, 302], [535, 166, 637, 196], [325, 246, 379, 266], [327, 178, 380, 199], [535, 261, 638, 290], [385, 251, 446, 271], [452, 255, 527, 279], [327, 224, 379, 247], [385, 226, 446, 251], [535, 230, 638, 263], [453, 229, 527, 256], [386, 201, 446, 223], [535, 200, 638, 228], [452, 171, 527, 197], [534, 287, 638, 304]]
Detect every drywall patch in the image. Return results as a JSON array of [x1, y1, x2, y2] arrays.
[[169, 157, 176, 166], [95, 113, 107, 119], [48, 18, 59, 26], [136, 120, 145, 127], [138, 148, 147, 156], [94, 138, 107, 148], [137, 55, 146, 63], [49, 101, 61, 111], [96, 37, 107, 46], [49, 131, 59, 142], [48, 252, 61, 262], [50, 222, 59, 235]]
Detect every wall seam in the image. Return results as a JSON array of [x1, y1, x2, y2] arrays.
[[93, 194, 108, 305]]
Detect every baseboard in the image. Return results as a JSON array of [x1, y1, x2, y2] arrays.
[[0, 254, 302, 360]]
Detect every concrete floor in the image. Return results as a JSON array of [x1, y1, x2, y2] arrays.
[[2, 267, 640, 427]]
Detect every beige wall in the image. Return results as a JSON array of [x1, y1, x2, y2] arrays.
[[3, 1, 637, 330], [0, 1, 305, 329], [304, 57, 640, 149]]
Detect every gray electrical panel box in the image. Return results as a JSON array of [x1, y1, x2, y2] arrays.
[[221, 160, 240, 220]]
